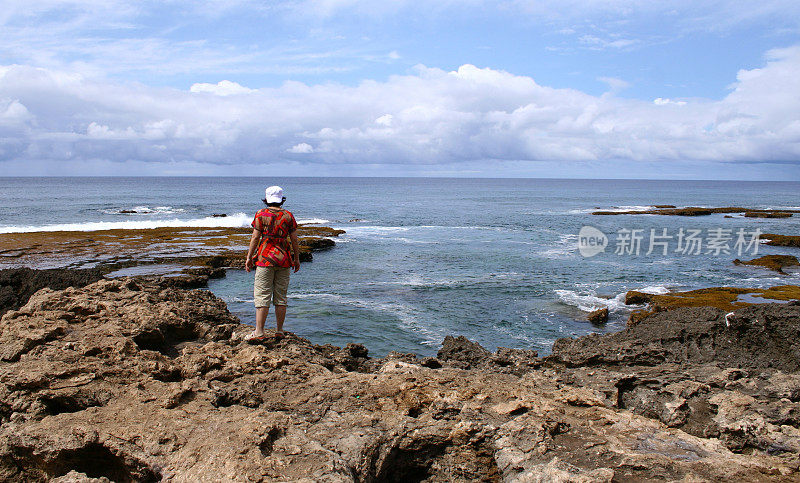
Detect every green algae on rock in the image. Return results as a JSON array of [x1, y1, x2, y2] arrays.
[[761, 233, 800, 248], [734, 255, 800, 274], [625, 285, 800, 326], [0, 224, 344, 272]]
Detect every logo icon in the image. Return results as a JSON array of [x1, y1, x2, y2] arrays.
[[578, 226, 608, 257]]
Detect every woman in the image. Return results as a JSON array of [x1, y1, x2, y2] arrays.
[[244, 185, 300, 342]]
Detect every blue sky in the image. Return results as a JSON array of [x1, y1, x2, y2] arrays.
[[1, 1, 799, 178]]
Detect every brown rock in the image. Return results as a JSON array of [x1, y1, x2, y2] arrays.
[[0, 224, 344, 273], [552, 304, 800, 372], [0, 277, 798, 481], [625, 290, 653, 305], [587, 307, 609, 325], [0, 267, 104, 317], [744, 212, 793, 218], [761, 233, 800, 248], [299, 237, 336, 250], [734, 255, 800, 274], [592, 206, 800, 217]]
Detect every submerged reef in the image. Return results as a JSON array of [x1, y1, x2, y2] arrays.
[[0, 225, 344, 287]]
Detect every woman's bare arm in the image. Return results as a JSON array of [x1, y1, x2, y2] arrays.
[[245, 229, 260, 272]]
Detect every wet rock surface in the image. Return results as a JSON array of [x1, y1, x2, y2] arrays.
[[762, 233, 800, 248], [587, 306, 609, 325], [624, 285, 800, 316], [0, 225, 343, 273], [734, 254, 800, 274], [0, 278, 798, 481]]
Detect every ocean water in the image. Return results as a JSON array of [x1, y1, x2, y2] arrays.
[[2, 177, 799, 356]]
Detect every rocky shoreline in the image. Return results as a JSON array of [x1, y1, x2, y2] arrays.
[[0, 225, 343, 292], [1, 273, 799, 481]]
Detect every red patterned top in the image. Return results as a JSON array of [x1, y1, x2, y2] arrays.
[[251, 208, 298, 268]]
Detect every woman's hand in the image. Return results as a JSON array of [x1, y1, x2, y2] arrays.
[[245, 257, 254, 272], [293, 257, 300, 273]]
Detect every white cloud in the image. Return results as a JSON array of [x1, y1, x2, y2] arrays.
[[375, 114, 393, 126], [0, 45, 799, 172], [653, 97, 687, 106], [190, 80, 256, 96], [287, 142, 314, 153], [579, 35, 639, 50]]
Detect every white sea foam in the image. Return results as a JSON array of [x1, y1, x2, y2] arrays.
[[569, 205, 657, 214], [392, 271, 526, 289], [554, 290, 629, 312], [297, 218, 329, 225], [533, 233, 579, 259], [555, 284, 674, 313], [765, 206, 800, 211], [637, 285, 671, 295], [102, 205, 186, 215], [0, 212, 253, 233]]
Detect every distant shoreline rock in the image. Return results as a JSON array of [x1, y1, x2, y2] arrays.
[[734, 254, 800, 274], [592, 206, 799, 217], [761, 233, 800, 248]]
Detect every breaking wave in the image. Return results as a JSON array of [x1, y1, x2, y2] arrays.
[[554, 285, 672, 313], [0, 213, 252, 233], [0, 214, 331, 233]]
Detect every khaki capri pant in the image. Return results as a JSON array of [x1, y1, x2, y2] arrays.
[[254, 266, 291, 307]]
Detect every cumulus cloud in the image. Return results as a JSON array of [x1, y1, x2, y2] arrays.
[[0, 45, 799, 172], [287, 142, 314, 153], [375, 114, 393, 126]]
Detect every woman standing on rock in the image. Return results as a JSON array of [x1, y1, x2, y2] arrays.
[[244, 186, 300, 342]]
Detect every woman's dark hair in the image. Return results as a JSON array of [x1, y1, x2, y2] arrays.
[[262, 196, 286, 207]]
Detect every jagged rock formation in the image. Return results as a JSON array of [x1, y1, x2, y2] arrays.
[[0, 279, 798, 481], [0, 268, 104, 318]]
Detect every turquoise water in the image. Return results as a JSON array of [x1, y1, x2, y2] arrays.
[[2, 177, 799, 356]]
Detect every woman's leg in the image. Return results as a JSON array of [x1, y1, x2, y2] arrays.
[[273, 267, 291, 334], [253, 266, 274, 336], [274, 305, 286, 334], [256, 306, 269, 336]]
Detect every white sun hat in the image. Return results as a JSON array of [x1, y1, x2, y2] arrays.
[[265, 186, 284, 203]]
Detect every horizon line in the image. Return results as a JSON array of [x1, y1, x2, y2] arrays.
[[2, 175, 800, 182]]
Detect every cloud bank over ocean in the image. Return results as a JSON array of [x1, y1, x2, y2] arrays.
[[1, 45, 799, 176]]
